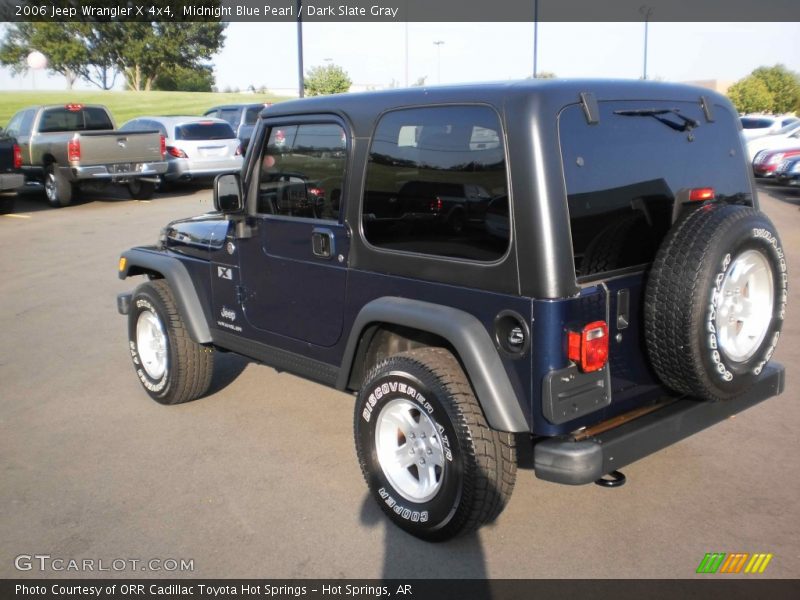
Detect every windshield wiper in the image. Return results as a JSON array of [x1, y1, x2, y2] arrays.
[[614, 108, 700, 132]]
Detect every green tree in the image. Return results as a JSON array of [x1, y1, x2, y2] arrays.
[[727, 76, 774, 114], [751, 65, 800, 114], [0, 21, 225, 92], [0, 22, 88, 89], [304, 64, 352, 96], [108, 22, 226, 91], [153, 65, 215, 92]]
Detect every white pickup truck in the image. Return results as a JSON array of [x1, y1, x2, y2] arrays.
[[4, 104, 168, 206]]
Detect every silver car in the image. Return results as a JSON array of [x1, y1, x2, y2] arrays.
[[119, 116, 243, 184]]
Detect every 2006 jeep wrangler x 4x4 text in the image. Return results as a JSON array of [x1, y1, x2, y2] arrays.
[[117, 80, 787, 541]]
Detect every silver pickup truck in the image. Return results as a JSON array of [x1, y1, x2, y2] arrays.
[[4, 104, 168, 206]]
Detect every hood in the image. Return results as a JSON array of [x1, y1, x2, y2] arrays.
[[164, 213, 230, 258]]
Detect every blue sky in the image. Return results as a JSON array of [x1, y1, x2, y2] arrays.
[[1, 22, 798, 91]]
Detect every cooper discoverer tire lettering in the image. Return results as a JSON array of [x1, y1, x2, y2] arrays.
[[645, 204, 787, 400], [354, 347, 516, 541], [127, 279, 214, 405]]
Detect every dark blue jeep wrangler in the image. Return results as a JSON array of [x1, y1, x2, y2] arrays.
[[118, 80, 788, 541]]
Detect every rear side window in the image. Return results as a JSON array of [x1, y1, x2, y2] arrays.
[[38, 107, 113, 132], [175, 122, 235, 140], [244, 107, 261, 125], [256, 123, 346, 221], [217, 108, 241, 128], [363, 105, 509, 262], [560, 101, 751, 279]]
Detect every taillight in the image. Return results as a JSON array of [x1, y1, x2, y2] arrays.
[[235, 144, 242, 156], [160, 135, 166, 158], [689, 187, 715, 202], [567, 321, 609, 373], [429, 197, 443, 212], [68, 138, 81, 162], [12, 144, 22, 169], [308, 186, 324, 197], [167, 146, 188, 158]]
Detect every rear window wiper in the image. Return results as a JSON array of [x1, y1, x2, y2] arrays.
[[614, 108, 700, 132]]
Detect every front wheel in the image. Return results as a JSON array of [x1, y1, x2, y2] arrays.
[[354, 347, 516, 541], [127, 279, 214, 405]]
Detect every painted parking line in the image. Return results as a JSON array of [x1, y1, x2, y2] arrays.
[[2, 214, 31, 219]]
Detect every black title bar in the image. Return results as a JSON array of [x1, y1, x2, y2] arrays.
[[1, 0, 799, 22]]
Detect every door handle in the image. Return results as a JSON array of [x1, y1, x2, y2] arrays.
[[312, 227, 335, 259]]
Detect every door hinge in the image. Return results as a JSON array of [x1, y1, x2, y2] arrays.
[[235, 284, 249, 304]]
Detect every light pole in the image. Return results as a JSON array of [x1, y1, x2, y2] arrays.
[[639, 5, 654, 80], [297, 0, 304, 97], [533, 0, 539, 78], [433, 40, 444, 84]]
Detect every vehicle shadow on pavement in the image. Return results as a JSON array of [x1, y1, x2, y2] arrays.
[[207, 351, 249, 396], [359, 495, 493, 587]]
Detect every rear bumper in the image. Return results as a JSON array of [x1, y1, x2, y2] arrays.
[[0, 173, 24, 192], [165, 157, 243, 181], [64, 161, 168, 182], [533, 363, 785, 485]]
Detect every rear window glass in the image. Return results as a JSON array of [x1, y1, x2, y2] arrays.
[[363, 105, 509, 262], [560, 101, 751, 279], [175, 122, 235, 141], [245, 107, 261, 125], [740, 117, 774, 129], [38, 107, 113, 132]]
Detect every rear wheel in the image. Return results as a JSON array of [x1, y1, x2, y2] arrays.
[[354, 347, 516, 541], [645, 204, 787, 400], [128, 179, 156, 200], [44, 163, 72, 207]]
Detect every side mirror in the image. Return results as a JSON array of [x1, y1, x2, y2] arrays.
[[214, 173, 243, 212]]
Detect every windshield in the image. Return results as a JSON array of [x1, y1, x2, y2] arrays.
[[771, 121, 800, 136], [740, 117, 775, 130]]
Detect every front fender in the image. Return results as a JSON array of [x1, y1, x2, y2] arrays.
[[337, 297, 529, 433], [119, 247, 212, 344]]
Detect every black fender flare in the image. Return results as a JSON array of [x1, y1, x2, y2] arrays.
[[119, 247, 212, 344], [337, 297, 529, 433]]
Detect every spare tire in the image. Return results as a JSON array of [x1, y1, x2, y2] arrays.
[[645, 203, 787, 401]]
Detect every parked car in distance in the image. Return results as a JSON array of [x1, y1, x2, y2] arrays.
[[746, 121, 800, 161], [0, 131, 24, 213], [774, 155, 800, 187], [119, 116, 243, 185], [752, 146, 800, 177], [740, 114, 799, 140], [203, 103, 270, 153], [4, 104, 167, 206]]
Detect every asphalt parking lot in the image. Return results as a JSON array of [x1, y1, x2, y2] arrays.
[[1, 183, 799, 580]]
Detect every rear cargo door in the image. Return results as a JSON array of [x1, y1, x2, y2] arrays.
[[559, 98, 752, 400]]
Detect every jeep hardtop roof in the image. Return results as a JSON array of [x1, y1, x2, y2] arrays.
[[261, 79, 730, 134]]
